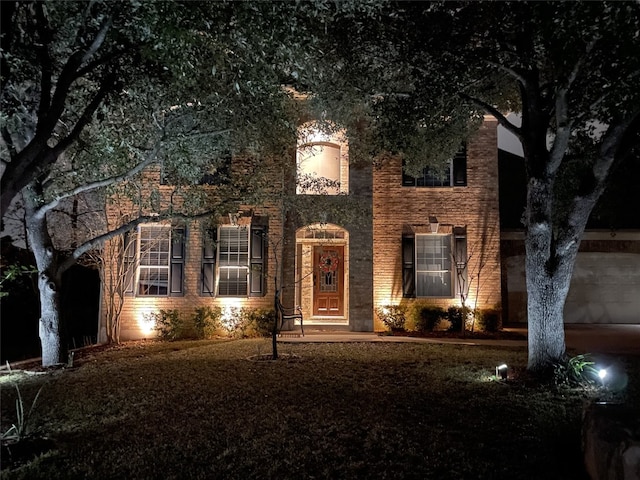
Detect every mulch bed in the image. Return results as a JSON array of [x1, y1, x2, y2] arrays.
[[381, 329, 528, 341]]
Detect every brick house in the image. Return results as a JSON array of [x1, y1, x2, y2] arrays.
[[99, 116, 502, 341]]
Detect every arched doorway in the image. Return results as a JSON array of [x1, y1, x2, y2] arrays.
[[295, 224, 349, 325]]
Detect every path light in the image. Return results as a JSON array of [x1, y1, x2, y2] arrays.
[[495, 364, 508, 380]]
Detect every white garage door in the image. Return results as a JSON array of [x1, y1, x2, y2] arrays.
[[505, 252, 640, 324], [565, 252, 640, 324]]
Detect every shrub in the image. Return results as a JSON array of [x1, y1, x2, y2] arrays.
[[192, 306, 222, 339], [375, 305, 407, 331], [219, 307, 246, 337], [247, 308, 277, 337], [447, 306, 472, 332], [149, 309, 184, 341], [477, 308, 501, 332], [414, 305, 447, 332]]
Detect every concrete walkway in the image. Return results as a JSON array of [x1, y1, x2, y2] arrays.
[[279, 324, 640, 356]]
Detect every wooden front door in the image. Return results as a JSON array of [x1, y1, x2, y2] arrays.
[[313, 246, 344, 316]]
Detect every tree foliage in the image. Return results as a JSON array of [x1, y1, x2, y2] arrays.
[[0, 0, 333, 366], [293, 1, 640, 371]]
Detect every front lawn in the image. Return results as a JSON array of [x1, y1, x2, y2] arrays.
[[1, 340, 637, 479]]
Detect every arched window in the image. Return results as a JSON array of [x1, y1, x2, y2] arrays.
[[296, 123, 348, 195]]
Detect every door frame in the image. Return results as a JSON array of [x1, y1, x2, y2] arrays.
[[295, 224, 349, 325]]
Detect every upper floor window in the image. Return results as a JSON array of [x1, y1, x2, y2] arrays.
[[402, 145, 467, 187], [296, 122, 348, 195]]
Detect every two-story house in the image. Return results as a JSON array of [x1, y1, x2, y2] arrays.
[[100, 116, 502, 341]]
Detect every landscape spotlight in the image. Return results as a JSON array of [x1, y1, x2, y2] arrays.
[[598, 369, 608, 383], [495, 364, 508, 380]]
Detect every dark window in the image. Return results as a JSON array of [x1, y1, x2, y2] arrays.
[[402, 145, 467, 187]]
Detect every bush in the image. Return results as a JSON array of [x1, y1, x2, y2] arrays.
[[247, 308, 277, 337], [219, 307, 248, 337], [447, 306, 472, 332], [477, 308, 501, 332], [414, 305, 447, 332], [148, 309, 184, 341], [375, 305, 407, 331], [192, 306, 222, 339], [213, 307, 278, 338]]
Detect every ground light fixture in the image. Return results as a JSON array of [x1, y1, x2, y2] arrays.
[[597, 368, 608, 387], [495, 364, 508, 380]]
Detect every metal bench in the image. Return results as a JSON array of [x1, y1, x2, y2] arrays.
[[276, 294, 304, 337]]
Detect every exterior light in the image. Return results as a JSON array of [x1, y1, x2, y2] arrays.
[[228, 211, 242, 227], [598, 369, 607, 380], [496, 364, 508, 380], [429, 216, 439, 233]]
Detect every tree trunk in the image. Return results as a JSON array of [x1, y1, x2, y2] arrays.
[[24, 184, 67, 367], [525, 244, 572, 371]]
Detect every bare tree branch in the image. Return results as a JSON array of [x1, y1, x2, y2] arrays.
[[52, 73, 118, 155], [36, 145, 161, 219], [61, 208, 220, 273], [80, 17, 113, 65]]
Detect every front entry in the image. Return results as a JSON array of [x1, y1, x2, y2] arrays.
[[313, 246, 344, 316]]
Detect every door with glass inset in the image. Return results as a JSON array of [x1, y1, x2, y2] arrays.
[[313, 246, 344, 316]]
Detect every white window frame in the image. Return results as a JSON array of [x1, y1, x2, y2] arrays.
[[136, 225, 171, 296], [216, 226, 250, 297], [415, 233, 454, 298]]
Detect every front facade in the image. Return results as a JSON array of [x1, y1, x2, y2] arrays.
[[100, 117, 503, 341]]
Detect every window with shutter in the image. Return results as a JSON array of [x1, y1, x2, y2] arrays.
[[402, 232, 462, 299], [135, 225, 185, 297], [415, 234, 453, 297]]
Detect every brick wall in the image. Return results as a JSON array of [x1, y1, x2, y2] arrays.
[[372, 117, 502, 330], [102, 117, 501, 338]]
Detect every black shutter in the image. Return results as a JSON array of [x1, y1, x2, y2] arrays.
[[249, 226, 266, 297], [452, 145, 467, 186], [169, 227, 186, 296], [454, 227, 468, 297], [123, 231, 136, 296], [402, 235, 415, 298], [201, 228, 217, 295]]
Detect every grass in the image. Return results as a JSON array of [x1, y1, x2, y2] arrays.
[[1, 339, 638, 480]]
